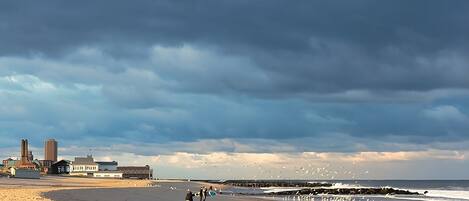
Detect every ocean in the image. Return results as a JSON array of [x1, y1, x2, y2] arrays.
[[223, 180, 469, 201]]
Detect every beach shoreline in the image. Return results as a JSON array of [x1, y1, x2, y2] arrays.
[[0, 176, 265, 201], [41, 179, 268, 201], [0, 176, 153, 201]]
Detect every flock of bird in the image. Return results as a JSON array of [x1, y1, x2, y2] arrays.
[[204, 162, 369, 181], [186, 161, 379, 200], [276, 196, 376, 201]]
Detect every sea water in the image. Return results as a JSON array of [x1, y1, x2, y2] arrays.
[[223, 180, 469, 201]]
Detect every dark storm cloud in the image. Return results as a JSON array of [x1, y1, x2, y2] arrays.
[[1, 0, 469, 95], [1, 1, 468, 53], [1, 1, 469, 153]]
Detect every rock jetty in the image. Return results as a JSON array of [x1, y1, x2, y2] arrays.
[[203, 180, 420, 196], [219, 180, 332, 188], [267, 187, 420, 195]]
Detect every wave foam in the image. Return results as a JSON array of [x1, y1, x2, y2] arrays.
[[422, 189, 469, 200]]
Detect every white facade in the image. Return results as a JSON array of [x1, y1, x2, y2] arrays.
[[93, 171, 123, 178], [69, 172, 89, 176], [70, 164, 98, 172], [69, 155, 99, 176]]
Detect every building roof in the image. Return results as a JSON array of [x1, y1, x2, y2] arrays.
[[117, 165, 150, 169], [96, 161, 118, 166], [72, 155, 97, 165], [117, 166, 151, 174], [52, 160, 70, 165]]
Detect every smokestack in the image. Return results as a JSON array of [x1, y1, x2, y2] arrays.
[[20, 139, 29, 164]]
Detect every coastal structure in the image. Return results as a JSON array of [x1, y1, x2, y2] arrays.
[[69, 155, 98, 176], [44, 139, 58, 162], [117, 165, 153, 179], [3, 138, 153, 180], [10, 167, 40, 179], [97, 161, 118, 171], [69, 156, 125, 178], [93, 171, 123, 178], [2, 158, 17, 169], [18, 139, 36, 169], [39, 160, 54, 173], [8, 139, 41, 178], [50, 160, 70, 174]]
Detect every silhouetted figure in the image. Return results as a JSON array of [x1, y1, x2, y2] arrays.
[[203, 187, 208, 201], [185, 189, 194, 201], [199, 187, 204, 201]]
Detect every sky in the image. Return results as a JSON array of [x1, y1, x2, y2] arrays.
[[1, 0, 469, 179]]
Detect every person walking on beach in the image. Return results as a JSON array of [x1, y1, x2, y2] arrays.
[[185, 189, 195, 201], [203, 187, 208, 201], [208, 186, 215, 197], [199, 187, 204, 201]]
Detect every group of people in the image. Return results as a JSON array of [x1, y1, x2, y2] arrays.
[[185, 186, 215, 201]]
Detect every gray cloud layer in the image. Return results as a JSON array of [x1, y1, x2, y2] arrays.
[[0, 1, 468, 154]]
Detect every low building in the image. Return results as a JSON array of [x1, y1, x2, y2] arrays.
[[31, 160, 42, 169], [3, 158, 14, 166], [69, 155, 98, 177], [2, 158, 18, 169], [50, 160, 70, 174], [117, 165, 152, 179], [97, 161, 118, 171], [40, 160, 54, 169], [93, 171, 123, 178], [10, 168, 40, 179], [39, 160, 54, 173]]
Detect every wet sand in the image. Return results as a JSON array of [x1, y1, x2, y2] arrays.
[[43, 181, 267, 201]]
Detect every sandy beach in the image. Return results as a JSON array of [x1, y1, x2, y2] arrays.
[[0, 176, 265, 201], [0, 176, 151, 201], [44, 181, 268, 201]]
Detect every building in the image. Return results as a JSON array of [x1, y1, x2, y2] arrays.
[[39, 160, 54, 169], [69, 155, 98, 176], [39, 160, 54, 173], [18, 139, 36, 169], [50, 160, 70, 174], [44, 139, 58, 162], [28, 151, 34, 161], [117, 165, 153, 179], [97, 161, 118, 171], [2, 158, 17, 169], [30, 159, 41, 170], [93, 171, 123, 178], [2, 158, 11, 166], [10, 167, 40, 179]]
